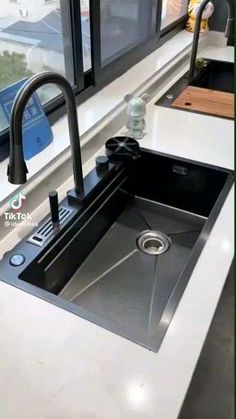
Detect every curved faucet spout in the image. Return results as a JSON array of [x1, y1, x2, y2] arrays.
[[8, 72, 84, 197]]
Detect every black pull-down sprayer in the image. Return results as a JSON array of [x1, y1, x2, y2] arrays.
[[7, 72, 84, 199]]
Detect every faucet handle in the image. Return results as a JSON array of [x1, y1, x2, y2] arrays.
[[49, 191, 59, 227]]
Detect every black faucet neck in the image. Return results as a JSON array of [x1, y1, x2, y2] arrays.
[[8, 72, 84, 197]]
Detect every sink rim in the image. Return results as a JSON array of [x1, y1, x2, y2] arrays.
[[155, 58, 234, 120], [0, 150, 233, 352]]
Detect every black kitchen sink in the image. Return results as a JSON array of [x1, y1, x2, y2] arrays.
[[156, 59, 234, 119], [0, 149, 233, 351], [190, 60, 234, 94]]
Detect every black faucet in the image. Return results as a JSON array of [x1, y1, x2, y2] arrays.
[[7, 72, 84, 198], [188, 0, 234, 81]]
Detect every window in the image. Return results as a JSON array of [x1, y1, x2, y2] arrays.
[[0, 0, 88, 131], [81, 0, 92, 71], [0, 0, 187, 157], [161, 0, 189, 30], [99, 0, 158, 66], [0, 0, 71, 109]]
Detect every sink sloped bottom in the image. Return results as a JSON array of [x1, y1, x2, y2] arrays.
[[60, 197, 205, 351]]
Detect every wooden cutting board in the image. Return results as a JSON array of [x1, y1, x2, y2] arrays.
[[172, 86, 234, 119]]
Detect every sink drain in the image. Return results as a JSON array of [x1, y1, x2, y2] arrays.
[[136, 230, 170, 256]]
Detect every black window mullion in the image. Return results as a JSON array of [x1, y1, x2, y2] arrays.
[[89, 0, 102, 84], [156, 0, 163, 33], [61, 0, 85, 92]]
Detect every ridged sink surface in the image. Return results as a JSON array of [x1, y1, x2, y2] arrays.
[[0, 150, 232, 352], [60, 197, 205, 351]]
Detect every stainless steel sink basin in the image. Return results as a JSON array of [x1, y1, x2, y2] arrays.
[[0, 150, 233, 351], [59, 197, 204, 350]]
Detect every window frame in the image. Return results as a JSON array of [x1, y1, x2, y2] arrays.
[[90, 0, 163, 86], [0, 0, 188, 159], [161, 12, 189, 37]]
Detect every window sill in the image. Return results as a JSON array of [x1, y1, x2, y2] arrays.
[[0, 30, 216, 212]]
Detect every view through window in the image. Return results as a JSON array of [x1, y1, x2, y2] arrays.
[[0, 0, 91, 131], [100, 0, 158, 66], [161, 0, 188, 29], [0, 0, 187, 136]]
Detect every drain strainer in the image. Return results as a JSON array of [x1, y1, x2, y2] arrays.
[[136, 230, 170, 256]]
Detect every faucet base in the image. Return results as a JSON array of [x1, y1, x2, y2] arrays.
[[67, 159, 124, 206]]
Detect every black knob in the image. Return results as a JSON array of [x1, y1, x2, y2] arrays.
[[49, 191, 59, 225], [96, 155, 109, 173]]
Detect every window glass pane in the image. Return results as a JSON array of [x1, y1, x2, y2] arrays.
[[100, 0, 158, 67], [0, 0, 74, 131], [80, 0, 91, 72], [161, 0, 188, 29]]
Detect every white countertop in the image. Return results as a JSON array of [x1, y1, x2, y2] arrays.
[[142, 105, 233, 170], [0, 37, 234, 419]]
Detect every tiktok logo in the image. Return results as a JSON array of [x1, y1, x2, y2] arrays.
[[4, 192, 37, 229], [9, 192, 26, 211]]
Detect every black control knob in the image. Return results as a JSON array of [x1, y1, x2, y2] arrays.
[[96, 155, 109, 173], [49, 191, 59, 226]]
